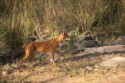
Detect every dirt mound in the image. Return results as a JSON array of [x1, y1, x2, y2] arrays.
[[100, 57, 125, 67]]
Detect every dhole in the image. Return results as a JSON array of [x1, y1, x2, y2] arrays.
[[18, 32, 69, 67]]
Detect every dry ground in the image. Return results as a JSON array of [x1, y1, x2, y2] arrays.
[[1, 45, 125, 83]]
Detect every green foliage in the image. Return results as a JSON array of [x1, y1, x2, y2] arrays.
[[61, 32, 77, 50], [0, 0, 125, 52]]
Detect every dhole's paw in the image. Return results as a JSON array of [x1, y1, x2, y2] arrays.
[[50, 59, 56, 64]]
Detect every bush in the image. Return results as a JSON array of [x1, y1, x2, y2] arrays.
[[0, 0, 125, 53]]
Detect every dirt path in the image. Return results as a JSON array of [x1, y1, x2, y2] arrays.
[[1, 45, 125, 83], [1, 54, 125, 83]]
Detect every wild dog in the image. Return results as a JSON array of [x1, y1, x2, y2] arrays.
[[18, 32, 69, 67]]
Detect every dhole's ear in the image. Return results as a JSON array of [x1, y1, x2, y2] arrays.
[[59, 29, 65, 34], [62, 31, 66, 36]]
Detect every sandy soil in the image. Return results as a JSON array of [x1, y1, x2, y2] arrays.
[[1, 45, 125, 83]]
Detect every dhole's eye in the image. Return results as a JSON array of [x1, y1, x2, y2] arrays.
[[64, 33, 69, 37]]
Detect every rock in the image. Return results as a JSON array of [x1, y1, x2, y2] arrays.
[[2, 70, 8, 76], [94, 64, 99, 69], [83, 40, 98, 47], [94, 64, 99, 71], [1, 64, 14, 76], [84, 45, 125, 55], [75, 35, 99, 48], [100, 57, 125, 68], [94, 68, 99, 71], [117, 36, 125, 42], [11, 63, 18, 68], [85, 66, 93, 71], [75, 40, 98, 49], [84, 36, 95, 41]]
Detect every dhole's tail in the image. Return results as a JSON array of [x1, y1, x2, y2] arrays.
[[13, 45, 27, 60]]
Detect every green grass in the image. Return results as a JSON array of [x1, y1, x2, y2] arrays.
[[0, 0, 125, 54]]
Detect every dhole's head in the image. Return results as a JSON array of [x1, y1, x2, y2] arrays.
[[57, 32, 70, 42]]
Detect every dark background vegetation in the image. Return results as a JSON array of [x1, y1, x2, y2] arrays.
[[0, 0, 125, 54]]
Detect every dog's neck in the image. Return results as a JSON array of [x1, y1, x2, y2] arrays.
[[54, 35, 64, 43]]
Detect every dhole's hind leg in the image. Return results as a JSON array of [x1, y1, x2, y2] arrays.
[[19, 55, 29, 67], [29, 52, 36, 66], [18, 48, 34, 67]]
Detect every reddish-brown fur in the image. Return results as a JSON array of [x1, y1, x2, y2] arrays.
[[18, 32, 69, 67]]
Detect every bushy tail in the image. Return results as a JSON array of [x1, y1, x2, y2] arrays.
[[12, 44, 27, 60]]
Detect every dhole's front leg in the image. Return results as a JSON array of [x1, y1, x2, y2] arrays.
[[50, 45, 59, 63], [50, 51, 55, 64]]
